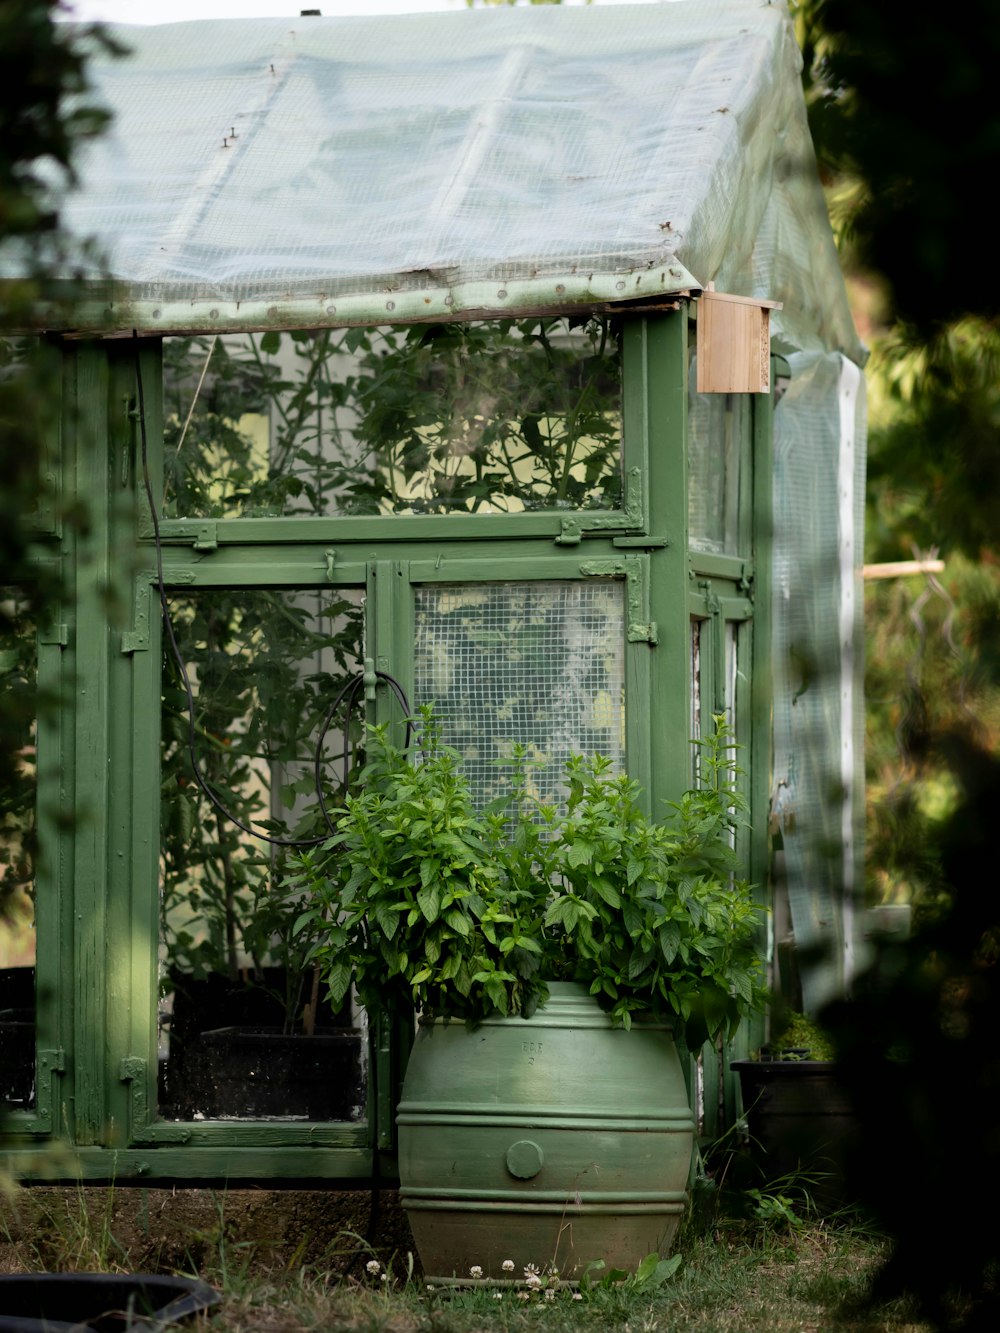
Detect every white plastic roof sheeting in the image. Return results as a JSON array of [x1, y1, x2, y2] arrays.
[[38, 0, 860, 359]]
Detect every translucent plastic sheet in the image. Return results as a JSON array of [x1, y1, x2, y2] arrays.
[[32, 0, 859, 361], [771, 351, 867, 1008]]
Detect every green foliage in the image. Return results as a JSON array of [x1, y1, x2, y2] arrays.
[[158, 585, 365, 997], [287, 710, 765, 1046], [159, 336, 367, 1006], [766, 1009, 835, 1062], [866, 320, 1000, 564], [352, 318, 621, 514], [285, 713, 540, 1028], [157, 315, 619, 1005], [1, 3, 119, 806], [744, 1188, 805, 1232], [0, 592, 37, 926], [862, 501, 1000, 912], [0, 1, 118, 304], [796, 0, 1000, 921], [579, 1251, 682, 1293], [162, 316, 621, 521], [800, 0, 1000, 333]]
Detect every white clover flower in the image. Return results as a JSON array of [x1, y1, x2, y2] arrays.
[[365, 1259, 381, 1275], [524, 1263, 540, 1277], [493, 1291, 503, 1301], [469, 1265, 483, 1278], [572, 1291, 583, 1301], [380, 1273, 389, 1283], [544, 1288, 556, 1301], [502, 1259, 515, 1273], [518, 1290, 531, 1301], [526, 1274, 542, 1290]]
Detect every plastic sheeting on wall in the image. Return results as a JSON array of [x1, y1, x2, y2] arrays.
[[771, 350, 867, 1008]]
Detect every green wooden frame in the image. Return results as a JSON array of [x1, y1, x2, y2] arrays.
[[1, 308, 775, 1182]]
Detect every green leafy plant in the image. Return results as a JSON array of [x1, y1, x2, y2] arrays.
[[745, 1187, 806, 1232], [580, 1251, 683, 1293], [159, 331, 366, 1018], [286, 709, 765, 1046], [161, 316, 620, 524], [156, 316, 620, 1016], [762, 1008, 836, 1062]]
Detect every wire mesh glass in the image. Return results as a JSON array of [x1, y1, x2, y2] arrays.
[[413, 579, 625, 809]]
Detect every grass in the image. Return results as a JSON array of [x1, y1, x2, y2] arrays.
[[194, 1220, 930, 1333], [1, 1189, 933, 1333]]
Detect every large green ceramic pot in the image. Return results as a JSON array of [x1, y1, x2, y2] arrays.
[[396, 981, 694, 1281]]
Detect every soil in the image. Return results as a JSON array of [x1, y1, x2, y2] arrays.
[[0, 1186, 415, 1277]]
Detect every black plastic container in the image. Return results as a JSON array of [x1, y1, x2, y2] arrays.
[[0, 1273, 220, 1333], [730, 1058, 859, 1211]]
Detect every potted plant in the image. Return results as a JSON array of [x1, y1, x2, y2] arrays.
[[730, 1007, 858, 1212], [288, 710, 765, 1280]]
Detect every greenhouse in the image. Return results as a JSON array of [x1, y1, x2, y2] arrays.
[[1, 0, 865, 1187]]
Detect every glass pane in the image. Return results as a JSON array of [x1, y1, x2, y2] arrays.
[[691, 618, 702, 749], [0, 591, 36, 1112], [163, 317, 621, 519], [724, 620, 738, 729], [158, 587, 367, 1122], [687, 359, 747, 555], [413, 580, 625, 806]]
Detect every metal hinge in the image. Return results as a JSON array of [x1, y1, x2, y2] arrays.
[[121, 570, 195, 653], [30, 1047, 66, 1134], [555, 468, 646, 546], [612, 535, 668, 550], [192, 522, 218, 552], [555, 516, 583, 546], [580, 556, 658, 644], [698, 580, 723, 618], [120, 1057, 192, 1144]]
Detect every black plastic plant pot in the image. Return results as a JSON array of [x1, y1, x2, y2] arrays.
[[730, 1058, 859, 1212], [0, 1273, 220, 1333]]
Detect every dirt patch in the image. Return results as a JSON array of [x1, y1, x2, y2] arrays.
[[0, 1186, 414, 1277]]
